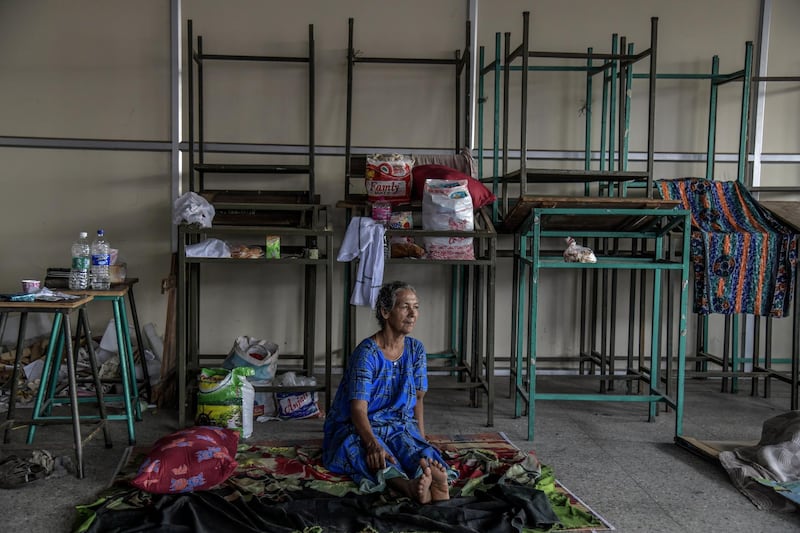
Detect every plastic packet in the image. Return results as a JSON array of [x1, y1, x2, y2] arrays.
[[365, 154, 414, 204], [273, 371, 323, 419], [222, 336, 279, 381], [185, 238, 231, 258], [173, 191, 215, 228], [563, 237, 597, 263]]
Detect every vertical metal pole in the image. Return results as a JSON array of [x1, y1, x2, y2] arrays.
[[478, 45, 485, 180], [737, 42, 754, 184], [607, 36, 618, 195], [308, 24, 316, 202], [645, 17, 658, 199], [520, 12, 530, 197], [750, 0, 772, 189], [585, 47, 593, 196], [345, 18, 354, 200], [197, 35, 205, 192], [177, 227, 187, 426], [487, 231, 496, 426], [706, 56, 719, 180], [792, 264, 799, 410], [514, 231, 527, 416], [649, 231, 664, 421], [615, 36, 627, 197], [170, 0, 182, 253], [621, 42, 634, 197], [675, 210, 691, 437], [468, 0, 479, 151], [502, 32, 511, 216], [325, 231, 333, 412], [492, 35, 501, 224], [528, 214, 541, 441], [186, 19, 194, 193]]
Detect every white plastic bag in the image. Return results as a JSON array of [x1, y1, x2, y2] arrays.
[[422, 179, 475, 260], [222, 336, 279, 381], [173, 191, 215, 228], [185, 238, 231, 258]]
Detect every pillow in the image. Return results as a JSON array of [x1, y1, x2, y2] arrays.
[[130, 426, 239, 494], [411, 164, 497, 209]]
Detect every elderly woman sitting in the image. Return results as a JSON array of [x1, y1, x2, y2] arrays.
[[322, 281, 454, 503]]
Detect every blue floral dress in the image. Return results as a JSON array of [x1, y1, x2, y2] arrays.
[[322, 336, 451, 492]]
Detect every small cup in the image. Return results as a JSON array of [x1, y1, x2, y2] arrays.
[[21, 279, 41, 294]]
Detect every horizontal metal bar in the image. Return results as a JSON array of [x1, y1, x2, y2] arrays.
[[198, 53, 308, 63], [2, 136, 799, 166], [632, 73, 726, 80], [528, 50, 648, 62], [528, 260, 685, 270], [534, 207, 687, 216], [0, 136, 171, 151], [531, 393, 668, 402], [752, 76, 800, 82], [354, 57, 457, 66], [507, 65, 594, 73]]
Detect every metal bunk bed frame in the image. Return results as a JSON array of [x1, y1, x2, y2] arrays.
[[478, 11, 691, 441], [178, 20, 332, 428], [337, 17, 497, 426]]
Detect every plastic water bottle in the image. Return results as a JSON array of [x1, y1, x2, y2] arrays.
[[69, 231, 90, 290], [90, 229, 111, 290]]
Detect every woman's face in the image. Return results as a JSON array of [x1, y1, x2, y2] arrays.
[[382, 289, 419, 335]]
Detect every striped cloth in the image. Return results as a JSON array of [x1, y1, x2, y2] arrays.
[[658, 177, 798, 317]]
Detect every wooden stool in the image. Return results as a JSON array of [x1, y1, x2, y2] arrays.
[[0, 295, 111, 479], [61, 285, 141, 445]]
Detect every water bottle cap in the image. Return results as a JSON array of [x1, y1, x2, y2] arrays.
[[79, 232, 88, 238], [97, 229, 105, 236]]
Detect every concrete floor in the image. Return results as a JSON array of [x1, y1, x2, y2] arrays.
[[2, 374, 800, 533]]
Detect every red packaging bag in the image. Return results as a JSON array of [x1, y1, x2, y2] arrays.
[[365, 154, 414, 205]]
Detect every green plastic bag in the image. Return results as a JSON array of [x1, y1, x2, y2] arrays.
[[195, 367, 255, 438]]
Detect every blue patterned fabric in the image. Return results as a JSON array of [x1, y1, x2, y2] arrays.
[[322, 337, 450, 491], [658, 178, 798, 317]]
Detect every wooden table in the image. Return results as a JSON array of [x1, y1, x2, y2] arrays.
[[0, 295, 111, 479]]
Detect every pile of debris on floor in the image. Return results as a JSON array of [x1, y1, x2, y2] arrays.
[[0, 319, 163, 413]]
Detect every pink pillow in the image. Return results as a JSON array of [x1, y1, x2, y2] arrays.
[[130, 426, 239, 494], [411, 164, 497, 209]]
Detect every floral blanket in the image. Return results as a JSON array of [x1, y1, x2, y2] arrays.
[[74, 432, 609, 533], [657, 177, 798, 317]]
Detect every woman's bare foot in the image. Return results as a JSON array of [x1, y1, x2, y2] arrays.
[[387, 460, 432, 503], [428, 459, 450, 501]]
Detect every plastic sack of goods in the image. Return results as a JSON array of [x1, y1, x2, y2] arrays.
[[195, 367, 255, 439], [365, 153, 414, 205], [222, 335, 279, 381], [422, 179, 475, 260]]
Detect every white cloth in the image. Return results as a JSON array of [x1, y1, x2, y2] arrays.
[[337, 217, 386, 308]]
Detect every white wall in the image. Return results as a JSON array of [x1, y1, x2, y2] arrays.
[[1, 0, 797, 372]]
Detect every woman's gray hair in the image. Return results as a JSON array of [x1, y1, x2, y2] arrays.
[[375, 281, 416, 328]]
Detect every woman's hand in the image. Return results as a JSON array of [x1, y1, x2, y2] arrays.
[[365, 440, 396, 472], [351, 399, 397, 472]]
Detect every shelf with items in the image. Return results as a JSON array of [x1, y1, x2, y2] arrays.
[[512, 199, 690, 441], [176, 215, 333, 428], [337, 16, 496, 425], [180, 19, 326, 427]]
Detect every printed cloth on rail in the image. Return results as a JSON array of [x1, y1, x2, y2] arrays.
[[657, 177, 798, 317]]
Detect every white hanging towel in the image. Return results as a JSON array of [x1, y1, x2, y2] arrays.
[[337, 217, 386, 308]]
